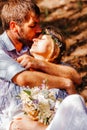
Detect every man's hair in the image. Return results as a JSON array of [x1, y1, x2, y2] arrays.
[[1, 0, 40, 30]]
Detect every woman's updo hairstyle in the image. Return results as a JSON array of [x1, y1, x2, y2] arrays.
[[42, 26, 66, 63]]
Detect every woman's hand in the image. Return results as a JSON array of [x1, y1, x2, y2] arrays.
[[9, 114, 47, 130]]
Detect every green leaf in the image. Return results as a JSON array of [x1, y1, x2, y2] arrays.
[[23, 90, 31, 95]]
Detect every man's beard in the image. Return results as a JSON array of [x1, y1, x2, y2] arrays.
[[17, 31, 33, 48], [18, 38, 33, 48]]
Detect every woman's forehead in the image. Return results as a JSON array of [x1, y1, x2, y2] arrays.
[[39, 34, 52, 40]]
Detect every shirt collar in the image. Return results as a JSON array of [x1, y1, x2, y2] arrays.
[[2, 31, 15, 51], [1, 31, 29, 54]]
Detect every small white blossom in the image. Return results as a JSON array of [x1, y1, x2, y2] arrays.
[[20, 85, 62, 125]]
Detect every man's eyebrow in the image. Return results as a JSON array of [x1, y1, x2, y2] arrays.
[[28, 22, 38, 28]]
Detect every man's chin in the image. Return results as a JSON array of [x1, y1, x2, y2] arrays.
[[18, 38, 33, 47]]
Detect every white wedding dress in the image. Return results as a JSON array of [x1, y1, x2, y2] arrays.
[[46, 94, 87, 130]]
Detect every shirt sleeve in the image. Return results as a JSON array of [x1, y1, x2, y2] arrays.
[[0, 49, 26, 81]]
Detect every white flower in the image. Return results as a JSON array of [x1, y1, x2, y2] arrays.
[[19, 85, 62, 125]]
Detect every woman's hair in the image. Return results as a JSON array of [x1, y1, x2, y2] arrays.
[[1, 0, 40, 30], [43, 26, 66, 63]]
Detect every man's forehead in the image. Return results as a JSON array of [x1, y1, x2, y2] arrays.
[[31, 15, 39, 23], [29, 15, 40, 25], [25, 11, 39, 22]]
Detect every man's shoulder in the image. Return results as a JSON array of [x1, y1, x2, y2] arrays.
[[0, 32, 6, 47], [0, 31, 6, 39]]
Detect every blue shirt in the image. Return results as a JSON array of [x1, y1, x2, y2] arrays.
[[0, 31, 29, 81], [0, 32, 29, 129]]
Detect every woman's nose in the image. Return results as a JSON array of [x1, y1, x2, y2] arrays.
[[33, 38, 38, 42]]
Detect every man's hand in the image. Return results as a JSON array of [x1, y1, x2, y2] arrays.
[[17, 54, 40, 70]]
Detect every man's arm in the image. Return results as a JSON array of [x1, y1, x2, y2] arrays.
[[0, 49, 76, 94], [12, 70, 76, 94], [39, 61, 82, 85], [17, 54, 82, 85]]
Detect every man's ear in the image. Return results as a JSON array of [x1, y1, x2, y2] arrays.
[[9, 21, 18, 33]]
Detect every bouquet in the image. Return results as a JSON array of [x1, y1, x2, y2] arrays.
[[19, 83, 62, 125]]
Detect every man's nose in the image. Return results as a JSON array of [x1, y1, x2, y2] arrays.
[[36, 24, 42, 33]]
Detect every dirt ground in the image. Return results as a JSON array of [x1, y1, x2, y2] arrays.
[[0, 0, 87, 104], [36, 0, 87, 104]]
